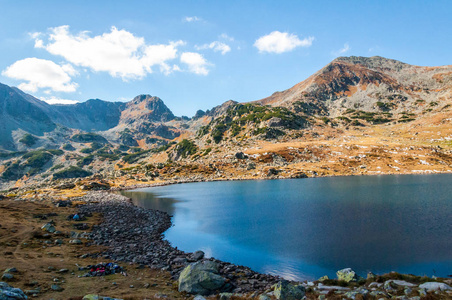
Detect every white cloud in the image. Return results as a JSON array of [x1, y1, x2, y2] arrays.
[[2, 58, 78, 93], [183, 16, 201, 22], [333, 43, 351, 56], [195, 41, 231, 55], [254, 31, 314, 54], [34, 25, 185, 80], [180, 52, 210, 75], [219, 33, 234, 42], [40, 96, 79, 105]]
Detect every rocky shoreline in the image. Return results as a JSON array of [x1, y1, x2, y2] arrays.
[[76, 191, 281, 294], [70, 191, 452, 299], [1, 189, 452, 299]]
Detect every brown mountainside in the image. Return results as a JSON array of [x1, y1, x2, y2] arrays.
[[255, 56, 452, 118]]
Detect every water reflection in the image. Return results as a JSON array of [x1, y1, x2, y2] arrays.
[[120, 190, 179, 215], [121, 174, 452, 280]]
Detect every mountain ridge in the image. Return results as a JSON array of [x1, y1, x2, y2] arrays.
[[1, 55, 452, 189]]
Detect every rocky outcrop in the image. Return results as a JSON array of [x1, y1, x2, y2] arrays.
[[119, 95, 175, 125]]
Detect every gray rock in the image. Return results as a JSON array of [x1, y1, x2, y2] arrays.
[[385, 280, 416, 287], [178, 261, 227, 295], [0, 281, 28, 299], [317, 283, 350, 291], [344, 287, 369, 299], [50, 284, 63, 291], [384, 280, 397, 292], [192, 250, 205, 261], [173, 257, 187, 265], [404, 287, 412, 295], [336, 268, 361, 282], [193, 296, 206, 300], [219, 292, 233, 300], [69, 239, 82, 244], [418, 282, 452, 291], [24, 289, 40, 295], [4, 268, 17, 274], [369, 290, 388, 297], [247, 162, 256, 170], [57, 269, 69, 273], [273, 280, 306, 300], [41, 223, 56, 233], [419, 288, 427, 297], [1, 273, 14, 281], [54, 239, 63, 245], [368, 282, 383, 288], [235, 152, 248, 159], [259, 295, 271, 300]]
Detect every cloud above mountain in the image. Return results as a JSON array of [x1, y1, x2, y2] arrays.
[[2, 57, 78, 93], [33, 26, 187, 80], [195, 41, 231, 55], [180, 52, 210, 75], [254, 31, 314, 54], [332, 43, 351, 56]]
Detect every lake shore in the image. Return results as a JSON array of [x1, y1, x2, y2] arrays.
[[1, 185, 452, 298], [76, 191, 282, 294]]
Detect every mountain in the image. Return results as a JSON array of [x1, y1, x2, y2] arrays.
[[50, 99, 126, 132], [2, 55, 452, 189], [118, 94, 175, 125], [0, 87, 178, 150], [0, 83, 56, 150], [255, 56, 452, 117]]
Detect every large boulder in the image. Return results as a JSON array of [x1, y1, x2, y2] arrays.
[[0, 281, 27, 299], [273, 280, 306, 300], [178, 261, 227, 295], [419, 282, 452, 291], [336, 268, 361, 282]]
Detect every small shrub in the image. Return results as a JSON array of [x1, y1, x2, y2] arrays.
[[53, 166, 92, 179], [19, 134, 38, 147], [174, 139, 198, 159]]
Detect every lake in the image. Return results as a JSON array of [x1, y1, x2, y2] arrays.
[[120, 174, 452, 280]]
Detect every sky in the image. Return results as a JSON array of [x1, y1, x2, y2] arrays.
[[0, 0, 451, 117]]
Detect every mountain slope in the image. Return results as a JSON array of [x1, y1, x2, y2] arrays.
[[50, 99, 126, 132], [0, 83, 56, 150], [255, 56, 452, 118]]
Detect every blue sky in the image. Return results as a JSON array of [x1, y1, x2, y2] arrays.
[[0, 0, 450, 116]]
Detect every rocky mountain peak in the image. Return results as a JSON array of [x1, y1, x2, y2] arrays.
[[333, 56, 410, 72], [120, 94, 175, 124]]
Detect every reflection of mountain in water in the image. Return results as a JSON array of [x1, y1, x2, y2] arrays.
[[119, 190, 179, 216]]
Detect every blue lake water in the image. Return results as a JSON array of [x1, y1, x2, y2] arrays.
[[120, 174, 452, 280]]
